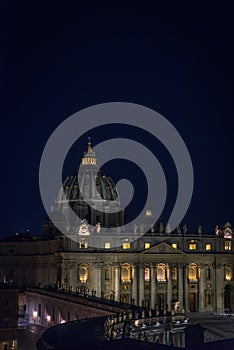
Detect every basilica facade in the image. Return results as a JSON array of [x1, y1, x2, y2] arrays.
[[0, 224, 233, 315], [0, 141, 233, 319]]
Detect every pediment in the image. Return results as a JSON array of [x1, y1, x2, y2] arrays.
[[142, 242, 184, 254]]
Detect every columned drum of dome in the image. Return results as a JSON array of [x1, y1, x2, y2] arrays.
[[43, 140, 124, 237]]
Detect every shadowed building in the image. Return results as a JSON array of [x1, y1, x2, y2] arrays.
[[0, 283, 18, 350]]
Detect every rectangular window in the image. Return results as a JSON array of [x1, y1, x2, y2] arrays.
[[172, 243, 178, 249], [144, 243, 150, 249], [104, 242, 111, 249], [122, 243, 131, 250], [205, 244, 211, 251], [79, 241, 88, 249], [225, 241, 232, 251], [189, 244, 196, 250]]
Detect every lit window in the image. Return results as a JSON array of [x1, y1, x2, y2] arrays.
[[79, 266, 88, 282], [105, 242, 111, 249], [172, 243, 178, 249], [156, 264, 166, 282], [225, 265, 232, 281], [188, 264, 198, 281], [189, 244, 196, 250], [224, 241, 232, 251], [79, 240, 88, 249], [145, 243, 150, 249], [121, 265, 131, 281], [206, 244, 211, 251], [144, 268, 150, 282], [122, 243, 131, 250]]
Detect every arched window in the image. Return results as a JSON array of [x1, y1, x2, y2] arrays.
[[188, 263, 198, 281], [79, 266, 88, 283], [156, 264, 166, 282], [144, 268, 150, 282], [121, 264, 131, 282], [225, 265, 232, 281]]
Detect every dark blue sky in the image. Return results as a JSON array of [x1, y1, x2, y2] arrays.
[[1, 2, 233, 237]]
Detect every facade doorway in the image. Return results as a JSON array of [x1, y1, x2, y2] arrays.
[[189, 292, 196, 312], [157, 293, 165, 312]]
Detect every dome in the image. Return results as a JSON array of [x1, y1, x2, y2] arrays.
[[58, 169, 119, 203], [43, 139, 124, 236]]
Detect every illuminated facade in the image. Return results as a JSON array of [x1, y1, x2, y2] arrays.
[[0, 226, 233, 321], [0, 141, 234, 329]]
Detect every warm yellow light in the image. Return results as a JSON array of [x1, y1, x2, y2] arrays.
[[224, 241, 232, 251], [172, 243, 178, 249], [145, 243, 150, 249], [188, 264, 197, 280], [189, 244, 196, 250], [144, 268, 150, 282], [79, 267, 88, 282], [79, 240, 88, 249], [122, 243, 131, 249], [206, 244, 211, 251], [105, 242, 111, 249]]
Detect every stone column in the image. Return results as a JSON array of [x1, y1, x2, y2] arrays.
[[61, 262, 68, 289], [68, 261, 77, 291], [132, 264, 138, 305], [139, 264, 145, 307], [94, 263, 102, 298], [215, 263, 223, 312], [150, 264, 156, 309], [199, 264, 205, 312], [114, 264, 120, 302], [178, 264, 184, 309], [183, 264, 189, 311], [167, 264, 172, 309]]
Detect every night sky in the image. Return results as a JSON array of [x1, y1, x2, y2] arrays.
[[1, 3, 233, 237]]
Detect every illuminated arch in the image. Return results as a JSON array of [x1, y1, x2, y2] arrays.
[[121, 264, 131, 282], [156, 263, 167, 282]]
